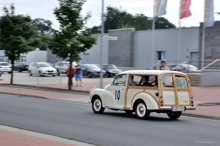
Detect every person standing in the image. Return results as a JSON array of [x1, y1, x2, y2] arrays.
[[157, 60, 170, 70], [75, 62, 82, 87], [66, 65, 75, 86]]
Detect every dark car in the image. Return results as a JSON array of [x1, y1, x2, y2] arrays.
[[81, 64, 106, 78], [97, 64, 122, 77], [13, 62, 29, 72]]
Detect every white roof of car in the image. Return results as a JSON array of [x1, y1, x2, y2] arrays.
[[119, 70, 187, 76]]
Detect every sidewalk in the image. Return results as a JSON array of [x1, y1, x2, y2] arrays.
[[0, 84, 220, 118], [0, 125, 95, 146]]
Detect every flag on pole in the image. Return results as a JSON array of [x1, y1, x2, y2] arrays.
[[204, 0, 215, 28], [155, 0, 168, 17], [180, 0, 192, 19]]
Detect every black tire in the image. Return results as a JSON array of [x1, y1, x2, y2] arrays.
[[88, 72, 92, 78], [125, 110, 133, 114], [134, 100, 150, 119], [53, 75, 56, 77], [29, 71, 32, 76], [106, 72, 110, 77], [167, 112, 182, 119], [8, 72, 11, 74], [92, 97, 105, 114], [57, 70, 60, 76], [18, 69, 22, 72]]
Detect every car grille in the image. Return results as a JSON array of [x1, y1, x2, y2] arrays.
[[48, 70, 53, 72]]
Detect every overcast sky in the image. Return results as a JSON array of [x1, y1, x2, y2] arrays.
[[1, 0, 220, 30]]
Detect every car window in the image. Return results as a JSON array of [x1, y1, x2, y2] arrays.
[[87, 65, 100, 69], [38, 63, 51, 67], [113, 74, 127, 86], [162, 75, 174, 87], [129, 75, 157, 87], [106, 64, 117, 69], [175, 75, 188, 88], [0, 63, 9, 66]]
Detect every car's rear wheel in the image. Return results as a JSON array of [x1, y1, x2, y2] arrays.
[[88, 72, 92, 78], [167, 112, 182, 119], [18, 68, 22, 72], [135, 101, 150, 119], [92, 97, 105, 114], [106, 72, 110, 77], [29, 71, 32, 76]]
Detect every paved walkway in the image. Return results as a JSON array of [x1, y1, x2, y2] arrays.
[[0, 125, 95, 146], [0, 85, 220, 117]]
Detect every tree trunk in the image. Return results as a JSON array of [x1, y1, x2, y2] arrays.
[[68, 61, 73, 90], [10, 58, 14, 85]]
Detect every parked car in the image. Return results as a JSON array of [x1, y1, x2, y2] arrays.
[[96, 64, 122, 77], [0, 69, 2, 77], [90, 70, 196, 119], [54, 61, 77, 76], [81, 64, 106, 78], [168, 63, 199, 72], [13, 62, 29, 72], [28, 62, 57, 76], [0, 62, 11, 73]]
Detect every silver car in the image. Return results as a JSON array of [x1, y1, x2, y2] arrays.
[[0, 62, 12, 73], [54, 61, 76, 76], [28, 62, 57, 76]]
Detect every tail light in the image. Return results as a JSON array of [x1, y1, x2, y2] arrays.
[[191, 96, 193, 99], [191, 100, 194, 107], [160, 100, 163, 106]]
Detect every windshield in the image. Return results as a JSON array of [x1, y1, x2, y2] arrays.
[[106, 65, 117, 69], [38, 63, 51, 67], [87, 65, 100, 69]]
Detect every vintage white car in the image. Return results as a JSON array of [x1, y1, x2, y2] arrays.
[[90, 70, 196, 119]]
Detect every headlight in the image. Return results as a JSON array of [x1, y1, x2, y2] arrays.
[[42, 70, 46, 72]]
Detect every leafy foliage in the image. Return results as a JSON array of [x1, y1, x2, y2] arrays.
[[91, 6, 176, 34], [32, 18, 53, 50], [49, 0, 96, 90], [0, 4, 40, 84]]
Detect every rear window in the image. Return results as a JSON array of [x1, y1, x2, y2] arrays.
[[162, 75, 174, 87], [0, 63, 9, 66], [175, 75, 188, 88]]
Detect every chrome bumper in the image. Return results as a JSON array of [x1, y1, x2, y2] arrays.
[[160, 106, 196, 111]]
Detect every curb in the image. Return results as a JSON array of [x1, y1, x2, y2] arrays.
[[0, 83, 90, 95], [182, 113, 220, 121], [0, 92, 49, 100]]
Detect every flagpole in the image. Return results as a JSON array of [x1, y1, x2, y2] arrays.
[[201, 0, 206, 69], [177, 0, 181, 64], [152, 0, 155, 67]]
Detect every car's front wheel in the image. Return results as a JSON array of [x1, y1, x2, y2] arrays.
[[167, 112, 182, 119], [135, 101, 150, 119], [92, 97, 105, 114], [88, 72, 92, 78]]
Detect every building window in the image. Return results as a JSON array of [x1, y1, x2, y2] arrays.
[[20, 56, 26, 62], [157, 51, 166, 60], [206, 48, 212, 57]]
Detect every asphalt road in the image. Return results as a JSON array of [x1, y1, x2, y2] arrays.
[[0, 94, 219, 146]]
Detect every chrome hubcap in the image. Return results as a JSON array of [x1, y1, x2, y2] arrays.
[[137, 103, 146, 117], [93, 99, 101, 111]]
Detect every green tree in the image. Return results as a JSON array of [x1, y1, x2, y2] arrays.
[[32, 18, 53, 50], [155, 17, 176, 29], [0, 4, 40, 84], [91, 6, 175, 34], [49, 0, 96, 90]]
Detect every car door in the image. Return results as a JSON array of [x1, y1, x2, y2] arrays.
[[105, 74, 128, 109]]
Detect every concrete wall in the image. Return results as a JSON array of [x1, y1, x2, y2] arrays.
[[47, 49, 63, 63], [201, 72, 220, 86], [26, 50, 47, 63], [199, 21, 220, 62], [134, 27, 199, 68], [108, 28, 135, 67], [83, 34, 109, 65]]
